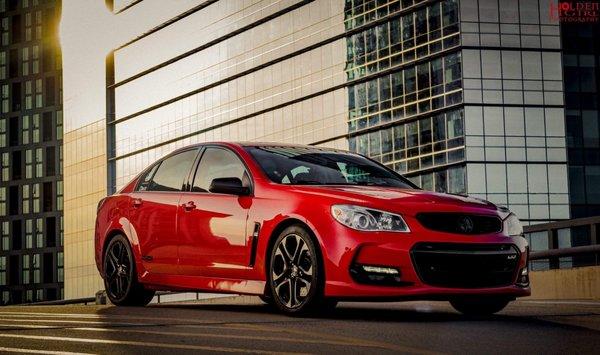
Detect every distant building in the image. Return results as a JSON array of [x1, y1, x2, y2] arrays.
[[561, 12, 600, 218], [62, 0, 598, 299], [0, 0, 63, 304]]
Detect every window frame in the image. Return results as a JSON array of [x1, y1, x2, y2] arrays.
[[188, 145, 254, 196]]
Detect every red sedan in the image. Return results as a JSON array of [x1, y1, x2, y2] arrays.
[[95, 142, 530, 315]]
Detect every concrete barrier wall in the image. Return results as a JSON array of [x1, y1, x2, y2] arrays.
[[530, 266, 600, 300]]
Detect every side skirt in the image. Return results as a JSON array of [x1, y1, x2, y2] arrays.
[[140, 273, 266, 295]]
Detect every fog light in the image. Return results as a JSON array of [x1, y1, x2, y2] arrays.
[[350, 264, 407, 286], [362, 265, 400, 275], [517, 266, 529, 287]]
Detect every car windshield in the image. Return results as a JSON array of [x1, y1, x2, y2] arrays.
[[245, 146, 416, 188]]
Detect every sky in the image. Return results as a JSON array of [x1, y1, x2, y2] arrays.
[[60, 0, 116, 132], [58, 0, 202, 132]]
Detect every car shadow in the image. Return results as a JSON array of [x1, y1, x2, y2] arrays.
[[134, 300, 588, 329]]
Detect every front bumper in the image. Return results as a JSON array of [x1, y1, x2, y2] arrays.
[[317, 215, 531, 300]]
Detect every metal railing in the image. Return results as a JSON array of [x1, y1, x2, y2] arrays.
[[524, 215, 600, 270], [18, 291, 196, 306], [20, 297, 97, 306]]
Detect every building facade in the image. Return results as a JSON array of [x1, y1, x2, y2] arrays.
[[561, 11, 600, 218], [0, 0, 63, 304], [63, 0, 585, 298], [344, 0, 568, 225]]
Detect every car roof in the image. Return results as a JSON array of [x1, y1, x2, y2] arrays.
[[170, 141, 348, 154]]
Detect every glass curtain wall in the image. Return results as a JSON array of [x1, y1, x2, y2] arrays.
[[344, 0, 466, 194]]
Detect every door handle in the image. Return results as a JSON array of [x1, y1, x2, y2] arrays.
[[183, 201, 196, 211], [132, 198, 143, 208]]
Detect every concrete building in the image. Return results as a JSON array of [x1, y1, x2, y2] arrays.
[[0, 0, 63, 304], [62, 0, 591, 299]]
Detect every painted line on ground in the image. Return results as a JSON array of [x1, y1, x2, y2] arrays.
[[235, 323, 443, 355], [0, 333, 306, 354], [0, 311, 262, 325], [0, 311, 214, 322], [182, 323, 288, 332], [0, 321, 383, 349], [0, 324, 54, 329], [0, 319, 432, 352], [0, 347, 93, 355], [70, 326, 388, 348], [0, 318, 154, 326]]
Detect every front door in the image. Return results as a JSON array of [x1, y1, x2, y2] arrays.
[[129, 149, 199, 274], [178, 147, 252, 278]]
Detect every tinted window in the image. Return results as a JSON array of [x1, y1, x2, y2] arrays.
[[245, 146, 415, 188], [192, 148, 249, 193], [136, 164, 160, 192], [144, 149, 197, 192]]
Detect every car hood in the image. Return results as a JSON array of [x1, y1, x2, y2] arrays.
[[288, 185, 503, 217]]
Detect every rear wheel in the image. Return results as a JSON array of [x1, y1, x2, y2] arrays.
[[450, 297, 511, 316], [103, 235, 155, 306], [268, 225, 323, 314]]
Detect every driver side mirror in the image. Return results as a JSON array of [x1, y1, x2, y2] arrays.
[[209, 177, 250, 196]]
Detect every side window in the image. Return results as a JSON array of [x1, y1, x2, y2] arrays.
[[192, 148, 248, 193], [146, 149, 198, 192], [137, 164, 160, 191]]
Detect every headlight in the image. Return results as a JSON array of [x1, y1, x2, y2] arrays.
[[504, 213, 523, 236], [331, 205, 410, 232]]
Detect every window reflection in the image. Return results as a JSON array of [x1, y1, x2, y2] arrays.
[[349, 108, 465, 175], [345, 0, 460, 80], [401, 164, 466, 194], [347, 52, 463, 134]]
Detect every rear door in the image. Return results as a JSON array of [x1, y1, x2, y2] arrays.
[[178, 147, 253, 278], [129, 149, 199, 274]]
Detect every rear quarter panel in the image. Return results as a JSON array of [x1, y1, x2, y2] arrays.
[[95, 194, 138, 277]]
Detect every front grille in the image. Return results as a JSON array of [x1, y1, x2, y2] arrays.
[[416, 213, 502, 235], [411, 243, 519, 288]]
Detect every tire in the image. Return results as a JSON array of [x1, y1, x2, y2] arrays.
[[103, 235, 155, 306], [268, 225, 324, 314], [450, 297, 511, 316]]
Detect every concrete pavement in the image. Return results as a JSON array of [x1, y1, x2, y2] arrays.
[[0, 296, 598, 354]]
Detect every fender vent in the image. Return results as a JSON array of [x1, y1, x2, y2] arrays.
[[249, 222, 260, 267]]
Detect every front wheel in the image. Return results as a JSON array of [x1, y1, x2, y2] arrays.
[[268, 225, 323, 314], [103, 235, 155, 306], [450, 297, 511, 316]]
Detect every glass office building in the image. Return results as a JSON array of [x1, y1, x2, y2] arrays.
[[106, 0, 568, 223], [0, 0, 63, 304], [343, 0, 568, 225], [562, 14, 600, 218], [64, 0, 578, 298]]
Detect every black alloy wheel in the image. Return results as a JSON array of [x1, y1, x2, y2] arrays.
[[268, 225, 332, 314], [103, 235, 155, 306]]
